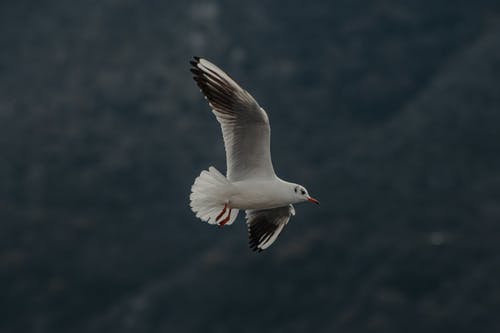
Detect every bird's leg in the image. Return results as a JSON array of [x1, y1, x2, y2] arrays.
[[215, 203, 228, 223], [219, 209, 232, 226]]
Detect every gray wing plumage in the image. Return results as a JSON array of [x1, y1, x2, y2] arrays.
[[190, 57, 276, 182], [246, 205, 295, 252]]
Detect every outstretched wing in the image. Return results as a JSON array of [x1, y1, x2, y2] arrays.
[[191, 57, 276, 182], [246, 205, 295, 252]]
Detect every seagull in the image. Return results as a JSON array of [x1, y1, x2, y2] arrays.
[[189, 57, 319, 252]]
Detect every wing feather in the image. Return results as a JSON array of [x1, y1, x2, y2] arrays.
[[246, 205, 295, 252], [191, 57, 276, 181]]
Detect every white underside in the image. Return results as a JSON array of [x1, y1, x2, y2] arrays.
[[228, 179, 295, 210], [190, 167, 297, 224]]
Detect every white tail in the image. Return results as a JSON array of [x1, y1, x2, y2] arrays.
[[190, 166, 239, 226]]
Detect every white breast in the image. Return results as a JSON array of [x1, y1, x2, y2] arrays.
[[229, 179, 292, 210]]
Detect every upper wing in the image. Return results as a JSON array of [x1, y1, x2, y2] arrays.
[[191, 57, 276, 182], [246, 205, 295, 252]]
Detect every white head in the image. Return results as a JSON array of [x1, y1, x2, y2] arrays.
[[291, 184, 319, 205]]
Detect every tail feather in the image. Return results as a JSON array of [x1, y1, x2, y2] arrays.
[[190, 167, 239, 225]]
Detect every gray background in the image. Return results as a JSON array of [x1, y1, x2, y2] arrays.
[[1, 1, 500, 332]]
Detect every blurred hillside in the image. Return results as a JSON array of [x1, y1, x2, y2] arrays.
[[1, 1, 500, 332]]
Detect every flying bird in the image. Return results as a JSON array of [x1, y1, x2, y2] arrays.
[[189, 57, 319, 252]]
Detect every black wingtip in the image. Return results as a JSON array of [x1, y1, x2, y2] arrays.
[[250, 246, 263, 253], [249, 240, 265, 253], [249, 240, 257, 252], [190, 57, 201, 69]]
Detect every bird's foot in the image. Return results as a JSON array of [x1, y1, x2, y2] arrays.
[[216, 203, 232, 227], [215, 203, 227, 222], [218, 209, 232, 226]]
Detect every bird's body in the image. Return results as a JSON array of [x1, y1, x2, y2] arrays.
[[189, 57, 318, 251], [223, 178, 298, 210]]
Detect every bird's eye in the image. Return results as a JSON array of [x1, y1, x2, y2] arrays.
[[301, 189, 305, 195]]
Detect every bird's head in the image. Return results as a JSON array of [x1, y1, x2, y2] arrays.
[[292, 184, 319, 205]]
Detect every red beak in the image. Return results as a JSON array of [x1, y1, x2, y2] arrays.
[[307, 196, 320, 205]]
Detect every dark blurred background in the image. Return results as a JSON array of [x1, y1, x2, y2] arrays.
[[1, 1, 500, 332]]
